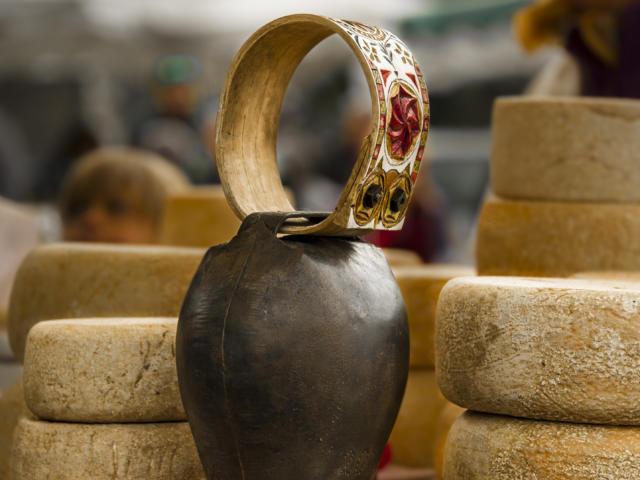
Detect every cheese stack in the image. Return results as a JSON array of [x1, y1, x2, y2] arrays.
[[4, 243, 206, 479], [477, 97, 640, 277], [388, 265, 473, 469], [437, 276, 640, 479]]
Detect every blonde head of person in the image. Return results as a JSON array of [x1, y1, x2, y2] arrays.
[[59, 147, 190, 244]]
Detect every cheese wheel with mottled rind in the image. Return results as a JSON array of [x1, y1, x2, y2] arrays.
[[392, 265, 474, 367], [11, 417, 205, 479], [491, 97, 640, 203], [8, 243, 205, 362], [0, 379, 34, 480], [388, 369, 448, 468], [443, 411, 640, 480], [436, 276, 640, 425], [24, 318, 184, 423], [476, 195, 640, 276]]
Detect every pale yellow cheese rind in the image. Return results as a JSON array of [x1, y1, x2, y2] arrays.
[[8, 243, 204, 362], [388, 369, 448, 468], [436, 276, 640, 425], [10, 418, 205, 479], [0, 379, 34, 480], [382, 248, 423, 267], [392, 265, 474, 367], [572, 271, 640, 281], [23, 318, 184, 423], [491, 97, 640, 202], [476, 195, 640, 276], [433, 402, 465, 480], [160, 186, 241, 248], [0, 306, 6, 332], [444, 411, 640, 479]]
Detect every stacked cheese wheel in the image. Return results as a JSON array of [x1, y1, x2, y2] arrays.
[[5, 243, 206, 479], [388, 264, 473, 469], [477, 97, 640, 277], [437, 276, 640, 479]]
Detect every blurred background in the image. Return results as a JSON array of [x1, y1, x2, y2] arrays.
[[0, 0, 552, 261]]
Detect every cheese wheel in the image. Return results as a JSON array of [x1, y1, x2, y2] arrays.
[[443, 411, 640, 480], [160, 185, 295, 248], [388, 369, 448, 468], [436, 276, 640, 425], [160, 186, 241, 248], [572, 271, 640, 281], [433, 402, 465, 480], [392, 265, 475, 367], [8, 243, 205, 362], [23, 318, 184, 422], [491, 97, 640, 203], [0, 379, 34, 480], [383, 248, 423, 267], [476, 195, 640, 276], [11, 418, 205, 479], [0, 306, 6, 332]]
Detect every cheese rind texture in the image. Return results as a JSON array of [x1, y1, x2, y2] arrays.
[[23, 318, 184, 422], [388, 369, 448, 467], [443, 411, 640, 480], [0, 379, 34, 480], [10, 418, 205, 480], [392, 265, 474, 367], [436, 276, 640, 424], [476, 196, 640, 276], [8, 243, 204, 361], [491, 97, 640, 202]]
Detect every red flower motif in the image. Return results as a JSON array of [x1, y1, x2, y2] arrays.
[[387, 84, 420, 158]]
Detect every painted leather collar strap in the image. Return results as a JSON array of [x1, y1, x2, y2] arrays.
[[216, 14, 429, 235]]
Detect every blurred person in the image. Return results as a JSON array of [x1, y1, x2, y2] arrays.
[[133, 54, 217, 183], [515, 0, 640, 97], [59, 147, 189, 244], [0, 108, 34, 201]]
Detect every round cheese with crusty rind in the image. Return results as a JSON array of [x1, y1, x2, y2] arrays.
[[23, 318, 184, 423], [491, 97, 640, 203], [0, 379, 34, 480], [392, 265, 474, 367], [8, 243, 205, 362], [476, 195, 640, 277], [436, 275, 640, 425], [444, 411, 640, 480], [10, 417, 205, 479], [388, 368, 448, 467], [434, 402, 465, 479]]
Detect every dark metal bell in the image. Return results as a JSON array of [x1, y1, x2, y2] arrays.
[[176, 212, 409, 479]]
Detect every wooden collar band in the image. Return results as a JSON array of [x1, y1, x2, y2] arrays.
[[216, 14, 429, 235]]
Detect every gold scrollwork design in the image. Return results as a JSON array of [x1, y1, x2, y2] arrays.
[[353, 169, 386, 226], [381, 170, 413, 228]]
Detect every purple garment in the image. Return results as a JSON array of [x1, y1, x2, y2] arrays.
[[567, 3, 640, 98]]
